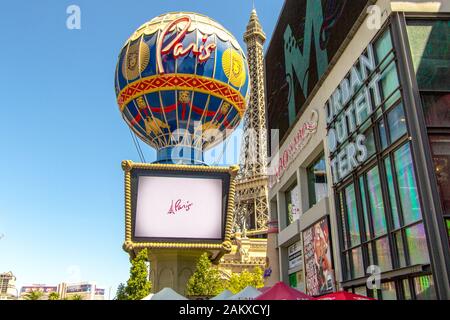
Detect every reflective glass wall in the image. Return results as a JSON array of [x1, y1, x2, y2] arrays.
[[407, 19, 450, 249], [332, 26, 435, 299]]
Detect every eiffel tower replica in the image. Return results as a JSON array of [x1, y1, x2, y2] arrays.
[[234, 8, 269, 237], [216, 7, 269, 281]]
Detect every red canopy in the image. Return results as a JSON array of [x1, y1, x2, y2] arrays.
[[315, 291, 376, 300], [255, 282, 313, 300]]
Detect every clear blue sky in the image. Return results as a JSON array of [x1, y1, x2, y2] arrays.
[[0, 0, 283, 297]]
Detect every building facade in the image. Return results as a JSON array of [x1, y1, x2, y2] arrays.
[[0, 272, 17, 300], [18, 282, 105, 300], [59, 282, 105, 300], [218, 231, 267, 279], [266, 0, 450, 299], [20, 285, 58, 299]]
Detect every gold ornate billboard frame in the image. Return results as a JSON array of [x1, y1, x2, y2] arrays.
[[121, 160, 238, 257]]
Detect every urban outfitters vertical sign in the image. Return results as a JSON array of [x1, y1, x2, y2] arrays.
[[325, 43, 383, 184]]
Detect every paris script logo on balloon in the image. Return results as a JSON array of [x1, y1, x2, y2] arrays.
[[167, 199, 194, 214], [156, 16, 217, 74]]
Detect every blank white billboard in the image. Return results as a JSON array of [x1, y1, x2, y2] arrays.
[[134, 175, 223, 240]]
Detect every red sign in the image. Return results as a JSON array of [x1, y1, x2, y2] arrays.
[[156, 16, 217, 74], [167, 199, 194, 214], [269, 110, 318, 188]]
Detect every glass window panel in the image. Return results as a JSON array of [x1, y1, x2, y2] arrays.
[[395, 232, 407, 268], [387, 104, 407, 143], [375, 237, 392, 272], [379, 120, 388, 150], [384, 157, 401, 229], [367, 166, 387, 236], [351, 247, 364, 279], [394, 144, 423, 225], [380, 61, 401, 109], [402, 279, 412, 300], [406, 223, 430, 265], [407, 20, 450, 91], [345, 184, 361, 246], [364, 128, 376, 158], [286, 182, 300, 225], [375, 30, 394, 67], [359, 176, 371, 239], [307, 155, 328, 208], [429, 133, 450, 216], [381, 282, 397, 300], [413, 275, 437, 300]]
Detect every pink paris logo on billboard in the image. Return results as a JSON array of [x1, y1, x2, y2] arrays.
[[167, 199, 194, 214], [156, 16, 217, 74]]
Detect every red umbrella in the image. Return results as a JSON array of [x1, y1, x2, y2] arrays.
[[255, 282, 313, 300], [315, 291, 376, 300]]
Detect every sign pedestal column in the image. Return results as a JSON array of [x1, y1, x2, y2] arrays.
[[148, 249, 206, 295]]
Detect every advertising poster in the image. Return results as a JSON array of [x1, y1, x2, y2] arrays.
[[303, 217, 334, 296]]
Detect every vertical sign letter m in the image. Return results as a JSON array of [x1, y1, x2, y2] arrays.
[[283, 0, 328, 125]]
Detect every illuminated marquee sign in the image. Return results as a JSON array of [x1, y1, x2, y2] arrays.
[[269, 110, 318, 188], [325, 43, 382, 183], [156, 16, 217, 74]]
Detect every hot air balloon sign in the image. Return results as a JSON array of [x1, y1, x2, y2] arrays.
[[115, 12, 250, 164]]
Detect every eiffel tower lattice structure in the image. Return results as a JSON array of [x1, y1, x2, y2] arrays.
[[234, 9, 269, 236]]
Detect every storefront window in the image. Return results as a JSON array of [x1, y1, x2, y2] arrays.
[[354, 286, 367, 296], [367, 166, 387, 237], [307, 155, 328, 208], [407, 20, 450, 91], [286, 182, 301, 225], [379, 120, 388, 150], [405, 223, 430, 265], [375, 28, 394, 69], [380, 61, 401, 109], [413, 275, 437, 300], [394, 144, 423, 225], [387, 104, 407, 143], [364, 128, 376, 158], [375, 237, 392, 272], [402, 279, 413, 300], [351, 247, 364, 279], [381, 282, 397, 300], [395, 232, 407, 268], [345, 184, 361, 247]]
